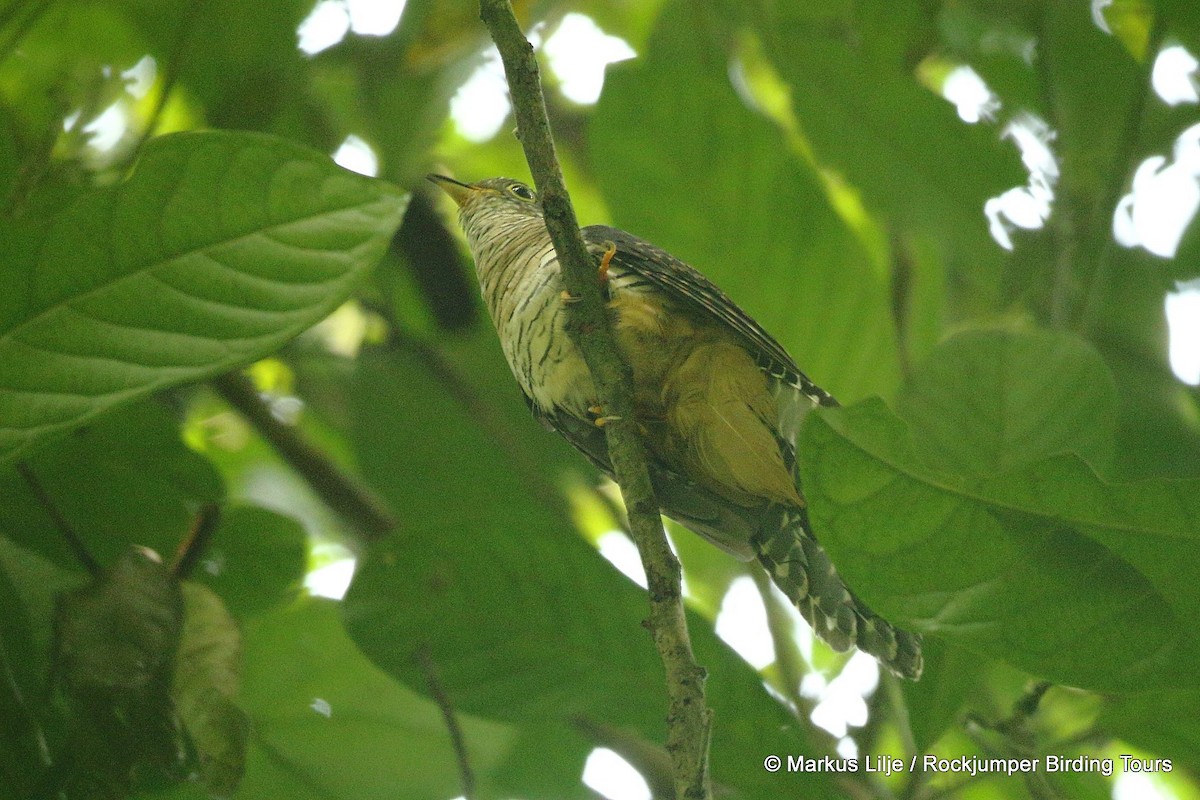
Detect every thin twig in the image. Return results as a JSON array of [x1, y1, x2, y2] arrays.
[[16, 462, 101, 577], [749, 569, 807, 714], [1067, 12, 1168, 335], [171, 502, 222, 579], [210, 371, 396, 541], [477, 3, 713, 798], [417, 647, 475, 800]]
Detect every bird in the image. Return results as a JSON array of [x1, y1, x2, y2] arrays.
[[427, 174, 922, 680]]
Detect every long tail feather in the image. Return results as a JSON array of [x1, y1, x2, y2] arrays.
[[753, 505, 923, 680]]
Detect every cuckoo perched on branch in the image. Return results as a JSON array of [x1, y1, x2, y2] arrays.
[[428, 174, 922, 680]]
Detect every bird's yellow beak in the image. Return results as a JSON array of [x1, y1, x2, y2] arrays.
[[426, 173, 476, 207]]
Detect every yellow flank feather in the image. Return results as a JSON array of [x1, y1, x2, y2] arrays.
[[608, 289, 802, 510]]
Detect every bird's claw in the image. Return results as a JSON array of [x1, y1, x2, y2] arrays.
[[598, 240, 617, 283], [588, 404, 621, 427]]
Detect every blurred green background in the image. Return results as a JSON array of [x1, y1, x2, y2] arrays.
[[1, 1, 1199, 799]]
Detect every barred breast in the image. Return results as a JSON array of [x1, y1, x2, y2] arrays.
[[462, 213, 598, 418]]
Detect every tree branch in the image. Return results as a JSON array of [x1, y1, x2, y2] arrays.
[[477, 3, 713, 798], [210, 371, 396, 541]]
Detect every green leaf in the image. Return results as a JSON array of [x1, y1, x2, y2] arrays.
[[174, 583, 247, 798], [1096, 0, 1155, 61], [803, 399, 1200, 692], [1038, 1, 1142, 271], [0, 400, 223, 570], [752, 1, 1025, 260], [1101, 689, 1200, 773], [0, 110, 16, 206], [237, 598, 515, 800], [0, 130, 408, 465], [191, 505, 307, 618], [53, 546, 188, 795], [0, 535, 84, 672], [0, 539, 65, 799], [341, 348, 831, 798], [900, 638, 989, 753], [895, 329, 1118, 475], [591, 0, 901, 401], [148, 0, 315, 134]]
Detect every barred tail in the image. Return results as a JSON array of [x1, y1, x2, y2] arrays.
[[753, 505, 923, 680]]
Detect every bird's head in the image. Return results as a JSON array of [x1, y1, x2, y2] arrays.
[[426, 174, 543, 225]]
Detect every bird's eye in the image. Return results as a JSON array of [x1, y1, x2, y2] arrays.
[[509, 184, 535, 201]]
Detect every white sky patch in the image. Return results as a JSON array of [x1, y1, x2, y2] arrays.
[[298, 0, 350, 55], [450, 14, 634, 140], [1114, 122, 1200, 258], [836, 735, 859, 760], [806, 651, 878, 739], [450, 46, 512, 142], [1091, 0, 1114, 34], [121, 55, 157, 99], [986, 113, 1059, 250], [582, 748, 652, 800], [347, 0, 405, 36], [597, 531, 647, 589], [714, 576, 775, 670], [333, 134, 380, 176], [942, 65, 1000, 124], [543, 13, 635, 105], [305, 550, 357, 600], [1113, 770, 1176, 800], [1153, 45, 1200, 106], [82, 101, 130, 153], [1167, 281, 1200, 386]]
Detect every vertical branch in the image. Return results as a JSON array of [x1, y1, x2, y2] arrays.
[[417, 648, 475, 800], [476, 2, 713, 798]]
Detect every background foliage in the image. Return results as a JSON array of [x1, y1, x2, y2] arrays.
[[1, 1, 1198, 799]]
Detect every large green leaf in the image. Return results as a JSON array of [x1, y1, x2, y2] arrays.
[[190, 505, 308, 618], [895, 329, 1118, 475], [802, 399, 1200, 692], [236, 598, 516, 800], [341, 348, 832, 798], [750, 0, 1025, 262], [0, 131, 408, 464], [591, 0, 901, 401]]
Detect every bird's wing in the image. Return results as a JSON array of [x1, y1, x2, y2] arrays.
[[583, 225, 839, 411]]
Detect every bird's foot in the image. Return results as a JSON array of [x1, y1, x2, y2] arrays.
[[598, 240, 617, 283], [560, 290, 582, 304], [588, 404, 622, 427]]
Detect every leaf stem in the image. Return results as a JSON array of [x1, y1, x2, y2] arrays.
[[417, 647, 475, 800], [16, 462, 101, 577], [171, 502, 222, 579], [477, 2, 713, 797]]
